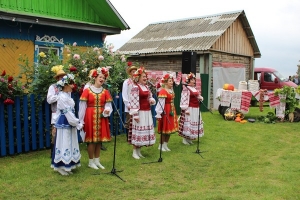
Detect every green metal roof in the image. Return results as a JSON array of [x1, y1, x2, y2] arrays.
[[0, 0, 129, 34]]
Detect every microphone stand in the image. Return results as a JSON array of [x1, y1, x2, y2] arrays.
[[143, 82, 170, 164], [99, 84, 126, 182], [182, 84, 208, 158]]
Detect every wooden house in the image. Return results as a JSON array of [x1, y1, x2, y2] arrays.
[[0, 0, 129, 76], [118, 10, 261, 109]]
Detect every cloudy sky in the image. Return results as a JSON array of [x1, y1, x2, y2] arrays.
[[107, 0, 300, 78]]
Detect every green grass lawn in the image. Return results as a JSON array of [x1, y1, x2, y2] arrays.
[[0, 106, 300, 200]]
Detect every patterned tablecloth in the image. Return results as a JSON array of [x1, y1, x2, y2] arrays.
[[215, 88, 300, 118]]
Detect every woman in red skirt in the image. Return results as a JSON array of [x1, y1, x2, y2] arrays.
[[155, 73, 179, 151], [78, 67, 112, 170]]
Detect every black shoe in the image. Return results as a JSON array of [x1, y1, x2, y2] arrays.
[[101, 145, 107, 151]]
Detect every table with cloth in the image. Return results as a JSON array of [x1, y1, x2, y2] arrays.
[[215, 88, 299, 118]]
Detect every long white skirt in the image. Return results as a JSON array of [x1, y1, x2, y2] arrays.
[[179, 107, 204, 140], [51, 127, 81, 171], [131, 110, 156, 147]]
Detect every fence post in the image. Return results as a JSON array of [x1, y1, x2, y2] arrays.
[[45, 101, 51, 148], [30, 94, 37, 150], [23, 95, 30, 152], [7, 104, 14, 155], [15, 97, 22, 153], [38, 103, 44, 149], [0, 100, 6, 156]]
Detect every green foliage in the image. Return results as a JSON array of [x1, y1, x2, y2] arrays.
[[65, 42, 129, 95], [274, 85, 299, 114], [257, 112, 278, 123], [18, 42, 129, 104], [18, 50, 63, 100], [0, 69, 27, 103]]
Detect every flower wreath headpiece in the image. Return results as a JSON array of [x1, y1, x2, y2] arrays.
[[91, 67, 109, 79], [56, 74, 75, 91], [132, 66, 146, 82], [185, 72, 196, 83], [161, 73, 174, 83]]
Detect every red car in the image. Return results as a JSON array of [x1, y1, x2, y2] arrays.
[[254, 67, 297, 90]]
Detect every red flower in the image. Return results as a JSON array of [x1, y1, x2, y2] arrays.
[[8, 76, 13, 82], [4, 98, 14, 105], [1, 70, 6, 76], [101, 68, 109, 78], [69, 66, 77, 72], [72, 83, 78, 92], [156, 82, 161, 88], [127, 62, 132, 67], [92, 70, 98, 78], [8, 84, 13, 89]]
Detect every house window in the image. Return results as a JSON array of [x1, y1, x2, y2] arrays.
[[34, 35, 64, 64], [37, 47, 60, 64]]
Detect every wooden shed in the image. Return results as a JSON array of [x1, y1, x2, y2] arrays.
[[118, 10, 261, 109], [0, 0, 129, 76]]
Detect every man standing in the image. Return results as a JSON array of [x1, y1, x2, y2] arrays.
[[47, 68, 66, 157], [122, 62, 137, 132]]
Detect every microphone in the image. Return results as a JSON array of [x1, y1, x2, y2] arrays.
[[103, 82, 111, 88]]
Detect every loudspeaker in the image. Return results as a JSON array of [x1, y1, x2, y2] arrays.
[[182, 51, 197, 74]]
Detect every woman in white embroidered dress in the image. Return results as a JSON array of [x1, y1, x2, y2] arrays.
[[51, 74, 83, 176], [178, 72, 204, 145], [129, 67, 156, 159]]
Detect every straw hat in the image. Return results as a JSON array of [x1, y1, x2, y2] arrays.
[[126, 61, 137, 74], [126, 65, 138, 74], [54, 69, 67, 79]]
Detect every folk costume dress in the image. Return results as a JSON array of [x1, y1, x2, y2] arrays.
[[79, 86, 113, 143], [155, 88, 179, 135], [51, 91, 82, 172], [178, 86, 204, 140], [129, 83, 156, 147]]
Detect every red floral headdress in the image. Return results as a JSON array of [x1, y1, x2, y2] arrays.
[[91, 67, 109, 78], [132, 66, 147, 82], [185, 72, 196, 82], [161, 73, 174, 83]]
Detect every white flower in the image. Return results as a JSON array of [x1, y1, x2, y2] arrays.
[[73, 42, 77, 46], [73, 54, 80, 60], [121, 57, 126, 62], [93, 47, 99, 51], [98, 55, 104, 61]]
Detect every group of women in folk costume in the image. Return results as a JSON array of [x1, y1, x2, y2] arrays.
[[125, 65, 205, 159], [51, 64, 205, 175]]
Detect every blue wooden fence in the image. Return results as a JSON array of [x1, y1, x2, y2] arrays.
[[0, 93, 157, 157]]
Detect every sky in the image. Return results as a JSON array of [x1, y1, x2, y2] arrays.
[[107, 0, 300, 78]]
